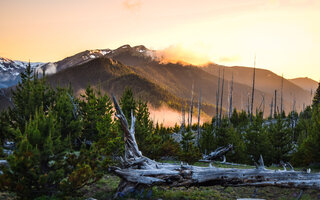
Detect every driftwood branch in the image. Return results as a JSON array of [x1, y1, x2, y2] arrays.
[[110, 96, 320, 198]]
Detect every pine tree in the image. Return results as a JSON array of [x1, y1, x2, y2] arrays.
[[268, 116, 293, 163], [1, 107, 101, 199], [292, 105, 320, 166], [119, 87, 136, 125], [53, 87, 82, 147], [8, 63, 56, 134], [135, 100, 160, 159], [312, 82, 320, 107], [245, 113, 271, 165], [179, 130, 201, 164], [79, 85, 113, 143], [0, 69, 104, 198]]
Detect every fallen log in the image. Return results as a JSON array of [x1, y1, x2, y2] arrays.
[[110, 95, 320, 198], [200, 144, 233, 162]]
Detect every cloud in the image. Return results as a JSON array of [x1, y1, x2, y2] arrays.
[[218, 55, 241, 63], [122, 0, 142, 11], [152, 44, 211, 66]]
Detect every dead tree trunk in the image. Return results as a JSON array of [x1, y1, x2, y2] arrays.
[[181, 105, 185, 133], [110, 96, 320, 198], [190, 82, 194, 127], [280, 74, 284, 114], [197, 90, 202, 147], [262, 94, 265, 117], [274, 90, 277, 117], [270, 97, 273, 118], [200, 144, 233, 161], [247, 93, 250, 115], [215, 69, 221, 127], [250, 55, 256, 122], [187, 103, 190, 128], [229, 73, 234, 119], [219, 69, 225, 126]]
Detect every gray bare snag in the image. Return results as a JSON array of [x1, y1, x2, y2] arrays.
[[274, 90, 277, 116], [280, 74, 284, 114], [219, 69, 225, 126], [110, 96, 320, 198], [215, 68, 220, 127], [250, 55, 256, 122], [229, 73, 234, 119], [197, 90, 201, 146], [190, 82, 194, 127]]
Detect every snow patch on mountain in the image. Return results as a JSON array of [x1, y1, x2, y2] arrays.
[[0, 57, 45, 88]]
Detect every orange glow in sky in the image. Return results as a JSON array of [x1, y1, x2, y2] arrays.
[[0, 0, 319, 80]]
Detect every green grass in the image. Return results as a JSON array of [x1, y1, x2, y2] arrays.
[[2, 162, 319, 200], [79, 174, 320, 200]]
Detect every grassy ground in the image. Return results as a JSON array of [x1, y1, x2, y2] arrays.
[[81, 162, 320, 200], [83, 174, 319, 200], [2, 162, 320, 199]]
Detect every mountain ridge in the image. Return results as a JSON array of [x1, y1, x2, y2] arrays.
[[0, 44, 316, 119]]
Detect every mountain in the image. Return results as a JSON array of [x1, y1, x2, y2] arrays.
[[0, 57, 45, 88], [201, 63, 312, 113], [105, 45, 316, 115], [0, 44, 315, 119], [289, 77, 318, 92], [45, 57, 186, 111], [38, 45, 151, 75]]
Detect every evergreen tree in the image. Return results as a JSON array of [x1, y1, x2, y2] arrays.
[[312, 82, 320, 107], [268, 116, 293, 164], [79, 85, 113, 143], [292, 105, 320, 166], [245, 113, 271, 165], [53, 87, 82, 148], [1, 107, 101, 199], [0, 69, 104, 198], [8, 63, 56, 134], [135, 100, 161, 159], [199, 122, 215, 154], [119, 87, 136, 125], [179, 131, 201, 164]]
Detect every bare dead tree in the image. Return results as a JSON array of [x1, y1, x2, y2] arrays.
[[110, 95, 320, 198], [250, 55, 256, 122], [215, 68, 221, 127], [262, 94, 265, 117], [219, 69, 225, 126], [258, 94, 265, 115], [229, 73, 234, 119], [270, 97, 274, 118], [197, 90, 202, 147], [292, 96, 296, 113], [280, 74, 284, 114], [187, 103, 190, 128], [274, 90, 277, 117], [181, 104, 185, 133], [247, 93, 250, 115], [190, 82, 194, 127]]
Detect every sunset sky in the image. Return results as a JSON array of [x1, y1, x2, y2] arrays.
[[1, 0, 319, 80]]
